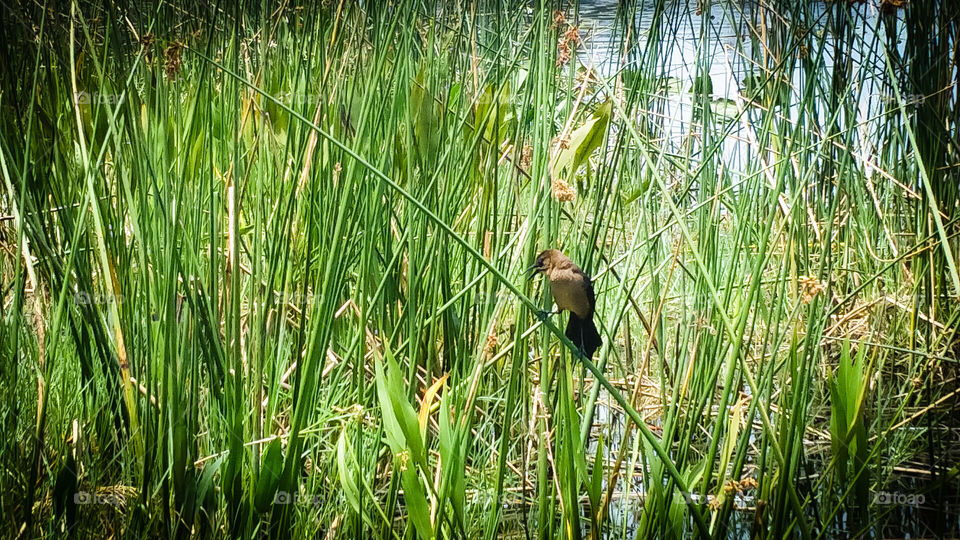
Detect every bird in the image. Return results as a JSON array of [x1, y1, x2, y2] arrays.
[[529, 249, 602, 360]]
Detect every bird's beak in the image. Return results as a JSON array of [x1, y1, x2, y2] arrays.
[[526, 264, 541, 279]]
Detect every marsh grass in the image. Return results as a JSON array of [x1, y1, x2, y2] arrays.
[[1, 1, 958, 538]]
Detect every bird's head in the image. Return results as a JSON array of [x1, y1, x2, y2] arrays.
[[528, 249, 562, 278]]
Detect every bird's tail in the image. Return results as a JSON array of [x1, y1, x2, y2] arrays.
[[566, 313, 602, 359]]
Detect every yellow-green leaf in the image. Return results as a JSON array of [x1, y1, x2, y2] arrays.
[[551, 99, 612, 182]]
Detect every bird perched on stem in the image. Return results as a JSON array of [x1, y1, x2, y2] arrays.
[[529, 249, 602, 359]]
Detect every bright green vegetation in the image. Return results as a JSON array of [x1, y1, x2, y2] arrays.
[[1, 1, 958, 538]]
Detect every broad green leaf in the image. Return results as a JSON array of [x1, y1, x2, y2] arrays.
[[374, 356, 406, 454], [551, 99, 612, 182], [385, 352, 427, 469], [394, 128, 408, 181], [411, 64, 440, 169], [186, 131, 205, 180], [254, 437, 284, 513], [375, 351, 426, 469], [401, 457, 434, 540], [438, 392, 466, 520], [196, 454, 225, 510], [475, 81, 512, 146], [589, 435, 604, 513], [336, 427, 362, 515]]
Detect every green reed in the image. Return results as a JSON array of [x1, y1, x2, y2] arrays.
[[1, 1, 958, 538]]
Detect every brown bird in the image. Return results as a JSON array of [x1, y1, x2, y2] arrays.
[[529, 249, 602, 359]]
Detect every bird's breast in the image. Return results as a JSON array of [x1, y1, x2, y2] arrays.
[[549, 275, 592, 318]]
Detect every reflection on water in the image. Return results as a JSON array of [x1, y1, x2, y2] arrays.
[[574, 0, 896, 185], [577, 0, 882, 95]]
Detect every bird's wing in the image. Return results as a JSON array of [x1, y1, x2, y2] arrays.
[[574, 268, 596, 316]]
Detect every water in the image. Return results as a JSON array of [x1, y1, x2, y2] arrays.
[[574, 0, 898, 186], [577, 0, 754, 96]]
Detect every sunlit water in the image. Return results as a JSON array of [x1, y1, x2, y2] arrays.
[[575, 0, 896, 188]]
